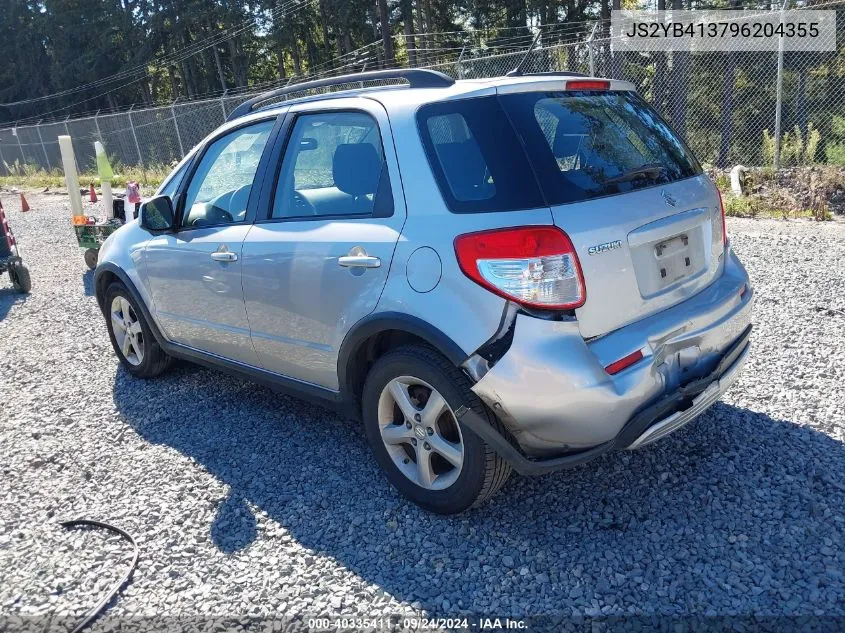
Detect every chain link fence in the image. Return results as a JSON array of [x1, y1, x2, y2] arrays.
[[1, 2, 843, 177]]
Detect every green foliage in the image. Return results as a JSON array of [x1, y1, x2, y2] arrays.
[[824, 116, 845, 166], [762, 124, 821, 167], [723, 195, 756, 217]]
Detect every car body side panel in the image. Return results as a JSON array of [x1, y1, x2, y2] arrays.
[[144, 225, 260, 366], [242, 98, 407, 390]]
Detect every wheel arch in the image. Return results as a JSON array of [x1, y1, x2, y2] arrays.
[[95, 263, 168, 348], [338, 312, 469, 415]]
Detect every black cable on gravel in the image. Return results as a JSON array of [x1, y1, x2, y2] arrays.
[[60, 519, 139, 633]]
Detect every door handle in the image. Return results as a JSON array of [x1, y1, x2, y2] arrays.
[[338, 255, 381, 268], [210, 251, 238, 262]]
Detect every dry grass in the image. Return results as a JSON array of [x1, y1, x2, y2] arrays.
[[0, 163, 170, 191]]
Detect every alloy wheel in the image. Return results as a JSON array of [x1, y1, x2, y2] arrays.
[[377, 376, 464, 490], [110, 296, 145, 366]]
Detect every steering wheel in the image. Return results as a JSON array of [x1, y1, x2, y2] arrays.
[[187, 203, 233, 227], [291, 190, 317, 216], [208, 184, 252, 222]]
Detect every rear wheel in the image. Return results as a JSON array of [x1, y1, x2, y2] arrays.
[[362, 345, 511, 514], [9, 265, 31, 294], [104, 282, 171, 378], [84, 248, 98, 270]]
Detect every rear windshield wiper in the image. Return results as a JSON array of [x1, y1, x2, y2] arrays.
[[603, 164, 667, 185]]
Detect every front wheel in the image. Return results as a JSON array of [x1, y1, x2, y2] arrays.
[[362, 345, 511, 514], [104, 282, 172, 378]]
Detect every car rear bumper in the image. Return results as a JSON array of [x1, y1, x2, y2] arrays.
[[468, 247, 754, 462], [457, 323, 751, 475]]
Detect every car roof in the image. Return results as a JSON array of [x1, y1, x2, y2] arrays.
[[248, 74, 636, 117]]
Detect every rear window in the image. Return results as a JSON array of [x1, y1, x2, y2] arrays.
[[500, 90, 701, 205], [417, 98, 544, 214], [417, 92, 701, 213]]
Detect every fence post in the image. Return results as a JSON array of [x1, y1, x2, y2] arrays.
[[128, 104, 143, 166], [14, 124, 24, 165], [36, 121, 51, 170], [456, 44, 466, 79], [0, 141, 6, 175], [94, 110, 102, 141], [773, 0, 788, 171], [587, 22, 598, 76], [220, 90, 228, 123], [171, 100, 185, 156]]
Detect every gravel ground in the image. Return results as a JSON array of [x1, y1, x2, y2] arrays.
[[0, 193, 843, 630]]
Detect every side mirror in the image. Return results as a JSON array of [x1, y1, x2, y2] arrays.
[[140, 196, 175, 231]]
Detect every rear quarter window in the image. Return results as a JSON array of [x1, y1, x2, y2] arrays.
[[417, 97, 544, 214]]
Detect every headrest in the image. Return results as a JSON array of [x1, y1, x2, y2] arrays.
[[434, 141, 488, 199], [333, 143, 382, 196]]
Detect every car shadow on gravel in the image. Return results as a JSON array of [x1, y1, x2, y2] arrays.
[[0, 286, 28, 320], [112, 363, 845, 614], [82, 269, 95, 297]]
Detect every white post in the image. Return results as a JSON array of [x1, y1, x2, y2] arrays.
[[128, 105, 143, 166], [59, 135, 84, 217], [773, 0, 788, 171], [36, 121, 51, 170], [101, 181, 113, 220]]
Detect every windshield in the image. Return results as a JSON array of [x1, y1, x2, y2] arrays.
[[499, 90, 701, 205]]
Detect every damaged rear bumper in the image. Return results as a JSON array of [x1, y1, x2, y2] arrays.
[[457, 323, 751, 476], [461, 248, 754, 475]]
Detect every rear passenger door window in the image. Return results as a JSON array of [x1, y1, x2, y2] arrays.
[[271, 111, 392, 219]]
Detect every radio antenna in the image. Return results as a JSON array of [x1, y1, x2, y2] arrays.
[[506, 30, 543, 77]]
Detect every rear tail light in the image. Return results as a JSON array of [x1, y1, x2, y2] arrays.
[[454, 226, 585, 310], [716, 188, 728, 246], [566, 80, 610, 91]]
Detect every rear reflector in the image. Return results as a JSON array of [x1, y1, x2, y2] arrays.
[[454, 226, 585, 310], [605, 349, 644, 375], [566, 80, 610, 91]]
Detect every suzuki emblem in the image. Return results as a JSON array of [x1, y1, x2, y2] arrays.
[[661, 190, 677, 207]]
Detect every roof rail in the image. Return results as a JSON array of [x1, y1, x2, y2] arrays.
[[227, 69, 455, 121], [507, 71, 587, 79]]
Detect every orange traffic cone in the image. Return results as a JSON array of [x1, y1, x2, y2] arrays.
[[89, 183, 98, 203], [20, 193, 30, 212]]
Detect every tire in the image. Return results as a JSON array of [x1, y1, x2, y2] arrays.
[[362, 344, 511, 514], [10, 265, 31, 294], [104, 281, 172, 378], [84, 248, 99, 270]]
